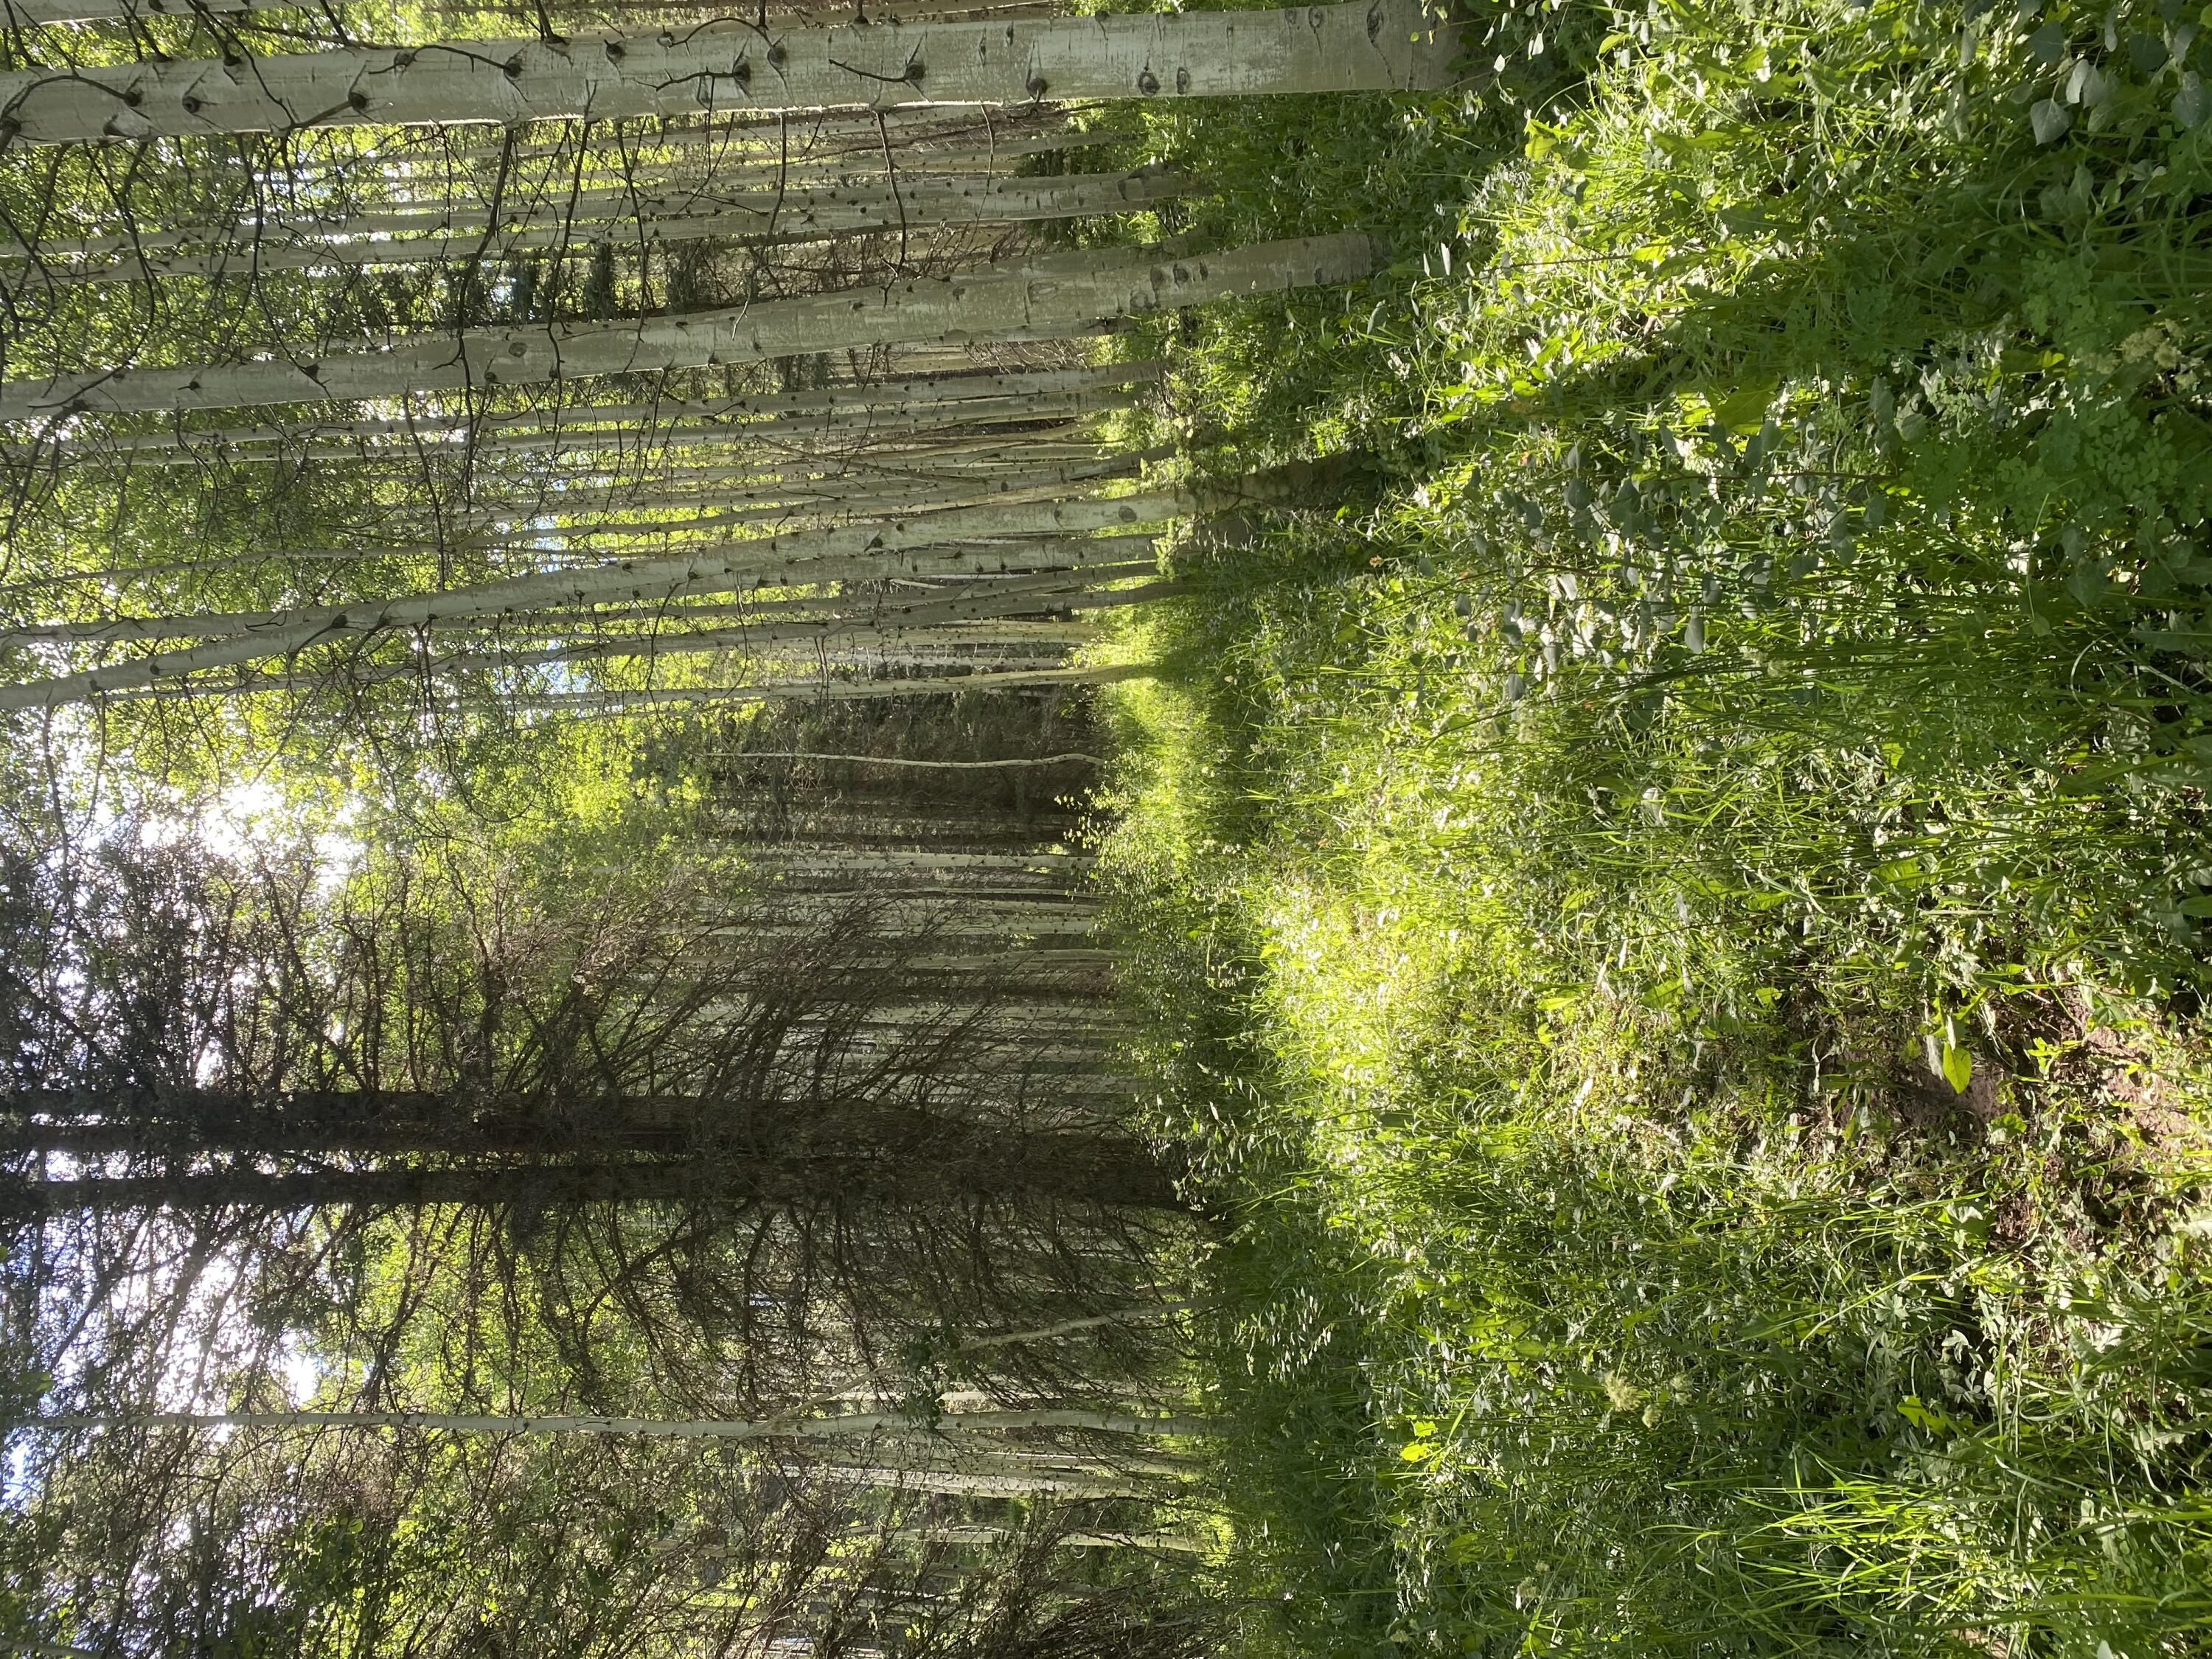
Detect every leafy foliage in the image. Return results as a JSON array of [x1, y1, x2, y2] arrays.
[[1093, 0, 2212, 1652]]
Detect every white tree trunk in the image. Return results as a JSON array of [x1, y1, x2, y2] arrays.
[[905, 1525, 1206, 1552], [0, 487, 1194, 706], [56, 396, 1138, 467], [7, 0, 1068, 27], [504, 661, 1155, 713], [0, 234, 1366, 422], [271, 105, 1089, 187], [9, 136, 1102, 240], [815, 1465, 1154, 1499], [715, 750, 1104, 768], [15, 529, 1157, 610], [128, 610, 1133, 699], [2, 133, 1115, 263], [0, 3, 1459, 143], [0, 465, 1315, 699], [467, 549, 1162, 625], [271, 579, 1172, 686], [21, 171, 1187, 284], [31, 358, 1159, 456], [416, 447, 1162, 529], [118, 392, 1134, 467]]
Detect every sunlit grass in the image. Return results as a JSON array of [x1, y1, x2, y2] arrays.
[[1091, 0, 2212, 1652]]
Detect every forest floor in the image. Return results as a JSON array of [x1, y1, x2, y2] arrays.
[[1082, 1, 2212, 1654]]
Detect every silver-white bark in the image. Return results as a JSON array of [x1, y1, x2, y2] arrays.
[[0, 3, 1459, 143], [504, 661, 1155, 713], [0, 234, 1366, 422], [147, 580, 1173, 696], [27, 358, 1158, 455], [0, 488, 1192, 707], [18, 171, 1187, 285]]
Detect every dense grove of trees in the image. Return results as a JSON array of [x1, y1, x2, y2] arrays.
[[0, 0, 1455, 1647], [1, 688, 1217, 1652]]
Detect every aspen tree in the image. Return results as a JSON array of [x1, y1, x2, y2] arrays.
[[0, 532, 1157, 616], [0, 234, 1366, 421], [501, 663, 1154, 714], [97, 583, 1166, 700], [0, 3, 1458, 143], [25, 358, 1160, 456], [0, 132, 1110, 259], [6, 0, 1073, 25], [0, 481, 1209, 707], [18, 170, 1188, 285], [90, 392, 1138, 466]]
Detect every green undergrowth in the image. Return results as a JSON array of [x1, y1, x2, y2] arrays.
[[1090, 0, 2212, 1652]]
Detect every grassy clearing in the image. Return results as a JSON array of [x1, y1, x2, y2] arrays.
[[1088, 0, 2212, 1652]]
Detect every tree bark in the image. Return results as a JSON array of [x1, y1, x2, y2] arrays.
[[0, 3, 1460, 144], [721, 751, 1104, 769], [0, 1114, 1184, 1213], [58, 394, 1141, 468], [0, 486, 1197, 707], [0, 133, 1127, 262], [0, 234, 1366, 422], [813, 1465, 1152, 1498], [502, 661, 1155, 714], [26, 358, 1159, 456], [7, 1405, 1218, 1439], [2, 556, 1151, 646], [0, 456, 1349, 705], [18, 171, 1188, 285], [6, 0, 1079, 29]]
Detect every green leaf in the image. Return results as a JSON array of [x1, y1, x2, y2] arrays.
[[2177, 72, 2208, 130], [1941, 1043, 1974, 1095], [1899, 1395, 1961, 1435], [1707, 380, 1778, 434]]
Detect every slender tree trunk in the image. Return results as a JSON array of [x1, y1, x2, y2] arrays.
[[260, 105, 1094, 188], [78, 391, 1142, 467], [0, 484, 1205, 706], [144, 460, 1161, 560], [724, 751, 1105, 769], [7, 0, 1074, 28], [0, 133, 1127, 262], [7, 1405, 1218, 1439], [2, 557, 1150, 647], [0, 4, 1459, 143], [0, 234, 1366, 422], [24, 358, 1159, 456], [363, 448, 1165, 536], [503, 662, 1156, 714], [7, 533, 1157, 613], [815, 1465, 1154, 1498], [908, 1526, 1208, 1553], [0, 459, 1335, 702], [0, 1126, 1184, 1214], [20, 171, 1188, 285], [439, 440, 1155, 505], [149, 612, 1124, 699]]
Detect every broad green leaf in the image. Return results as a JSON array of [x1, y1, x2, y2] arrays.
[[1941, 1043, 1974, 1095]]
